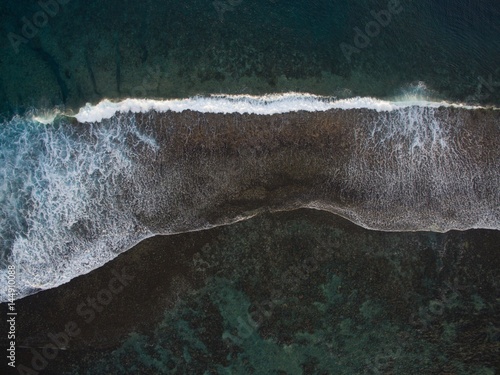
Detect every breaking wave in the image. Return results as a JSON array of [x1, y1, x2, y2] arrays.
[[1, 94, 498, 301], [74, 93, 489, 123]]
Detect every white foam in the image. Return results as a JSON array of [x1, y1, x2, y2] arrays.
[[0, 114, 158, 302], [32, 110, 61, 125], [2, 95, 498, 302], [74, 93, 489, 123]]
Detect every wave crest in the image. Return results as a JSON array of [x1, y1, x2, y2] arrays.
[[1, 95, 498, 301]]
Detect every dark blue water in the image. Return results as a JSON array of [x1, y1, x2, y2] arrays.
[[0, 1, 499, 374], [0, 0, 499, 115]]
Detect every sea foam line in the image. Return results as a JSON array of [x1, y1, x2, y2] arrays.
[[73, 93, 491, 123]]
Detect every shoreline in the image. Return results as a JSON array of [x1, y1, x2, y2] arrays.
[[1, 208, 499, 373], [1, 104, 499, 302]]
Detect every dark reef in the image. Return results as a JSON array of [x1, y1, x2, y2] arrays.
[[1, 209, 498, 374]]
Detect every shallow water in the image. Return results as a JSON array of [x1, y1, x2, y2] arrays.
[[7, 210, 499, 374], [1, 102, 498, 302]]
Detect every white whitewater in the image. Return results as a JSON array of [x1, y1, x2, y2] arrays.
[[73, 94, 491, 123], [0, 94, 498, 302]]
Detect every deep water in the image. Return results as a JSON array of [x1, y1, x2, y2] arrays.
[[1, 0, 499, 116]]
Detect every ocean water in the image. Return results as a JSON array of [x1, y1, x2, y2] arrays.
[[0, 0, 499, 374], [0, 97, 499, 303], [0, 112, 156, 299], [0, 0, 499, 115], [15, 210, 500, 375]]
